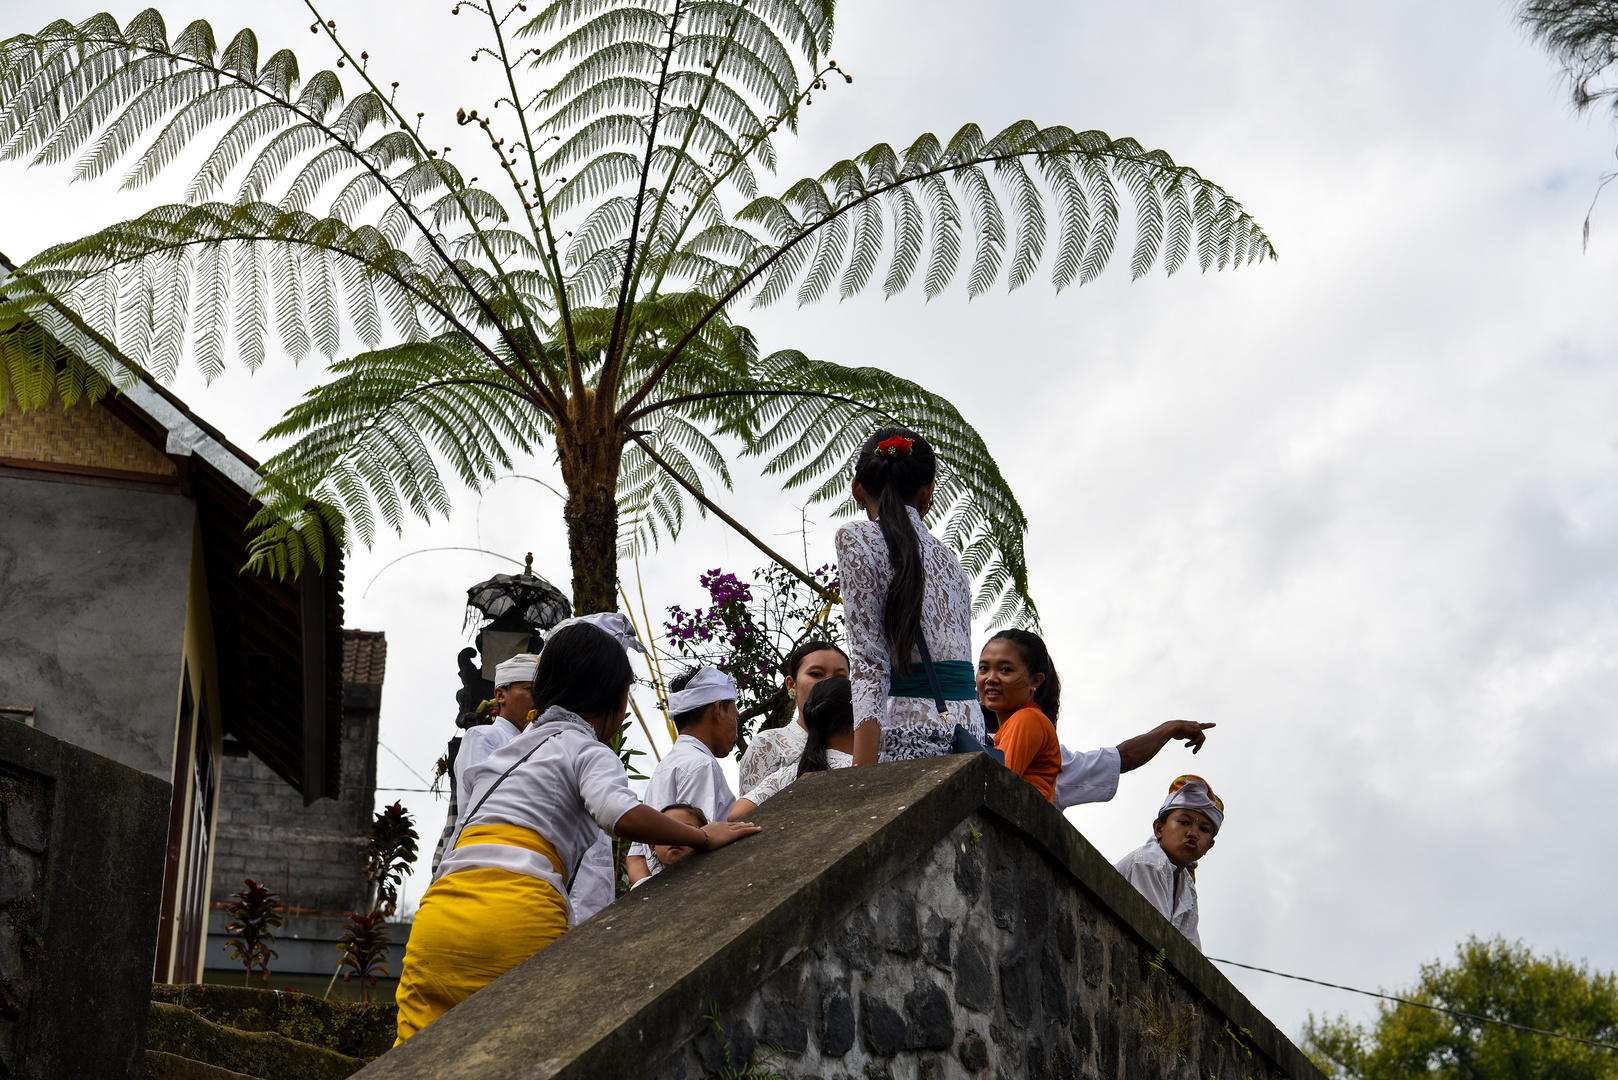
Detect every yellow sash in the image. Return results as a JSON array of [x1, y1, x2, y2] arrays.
[[453, 823, 568, 884]]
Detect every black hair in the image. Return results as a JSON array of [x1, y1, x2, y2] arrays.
[[783, 638, 848, 681], [529, 623, 634, 735], [852, 426, 938, 676], [668, 667, 714, 731], [660, 802, 709, 828], [796, 675, 853, 778], [985, 629, 1062, 722]]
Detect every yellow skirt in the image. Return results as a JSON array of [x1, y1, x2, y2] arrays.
[[394, 825, 571, 1044]]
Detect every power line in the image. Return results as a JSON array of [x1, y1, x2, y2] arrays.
[[218, 777, 438, 794], [377, 739, 433, 787], [1208, 957, 1618, 1053]]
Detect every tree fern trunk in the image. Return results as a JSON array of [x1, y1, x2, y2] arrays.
[[558, 402, 622, 615]]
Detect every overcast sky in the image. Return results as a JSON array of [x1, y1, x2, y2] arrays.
[[4, 0, 1616, 1041]]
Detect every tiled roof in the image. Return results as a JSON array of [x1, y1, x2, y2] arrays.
[[342, 629, 387, 687]]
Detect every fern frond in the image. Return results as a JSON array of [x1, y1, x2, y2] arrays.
[[625, 344, 1040, 628], [669, 122, 1275, 314]]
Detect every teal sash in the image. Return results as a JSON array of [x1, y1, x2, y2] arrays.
[[889, 660, 977, 701]]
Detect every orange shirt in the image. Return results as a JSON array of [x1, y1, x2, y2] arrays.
[[994, 704, 1060, 802]]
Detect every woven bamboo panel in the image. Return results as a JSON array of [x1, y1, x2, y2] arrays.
[[0, 388, 177, 476]]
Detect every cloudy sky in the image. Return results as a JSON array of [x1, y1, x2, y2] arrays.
[[5, 0, 1617, 1041]]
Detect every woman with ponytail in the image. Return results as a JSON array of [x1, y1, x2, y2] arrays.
[[727, 676, 854, 818], [835, 427, 983, 765]]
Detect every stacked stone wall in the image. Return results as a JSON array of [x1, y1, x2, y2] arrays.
[[352, 755, 1318, 1080], [0, 762, 49, 1076], [651, 814, 1285, 1080]]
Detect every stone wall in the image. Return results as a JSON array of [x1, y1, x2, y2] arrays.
[[0, 717, 170, 1079], [650, 813, 1282, 1080], [355, 754, 1320, 1080], [0, 758, 49, 1076]]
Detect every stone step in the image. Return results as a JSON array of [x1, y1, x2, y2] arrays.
[[146, 1001, 367, 1080], [152, 982, 397, 1059], [143, 1050, 260, 1080]]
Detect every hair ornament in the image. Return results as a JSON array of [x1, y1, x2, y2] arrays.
[[875, 435, 915, 458]]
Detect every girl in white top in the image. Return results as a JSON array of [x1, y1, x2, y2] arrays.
[[394, 622, 761, 1044], [730, 675, 856, 817], [737, 639, 849, 791], [835, 427, 983, 764]]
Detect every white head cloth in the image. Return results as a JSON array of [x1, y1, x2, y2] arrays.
[[667, 666, 737, 715], [493, 653, 539, 687], [1158, 775, 1224, 834], [548, 612, 648, 655]]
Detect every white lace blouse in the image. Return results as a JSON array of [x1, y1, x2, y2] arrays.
[[834, 505, 984, 761], [739, 748, 853, 807], [738, 721, 808, 792]]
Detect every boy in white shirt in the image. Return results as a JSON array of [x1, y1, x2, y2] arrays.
[[626, 666, 739, 885], [429, 653, 539, 876], [1113, 775, 1223, 951]]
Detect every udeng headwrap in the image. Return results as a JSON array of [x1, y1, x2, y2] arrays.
[[666, 666, 737, 715], [1158, 775, 1224, 834], [493, 653, 539, 687], [548, 612, 648, 655]]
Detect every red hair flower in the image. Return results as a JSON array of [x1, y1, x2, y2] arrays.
[[875, 435, 915, 458]]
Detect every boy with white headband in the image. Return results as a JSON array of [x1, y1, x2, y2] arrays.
[[626, 666, 739, 885], [1113, 775, 1224, 951], [456, 652, 538, 799], [429, 652, 541, 877]]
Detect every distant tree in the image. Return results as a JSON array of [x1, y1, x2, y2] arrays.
[[221, 878, 282, 986], [0, 2, 1275, 622], [1303, 935, 1618, 1080], [1519, 1, 1618, 240]]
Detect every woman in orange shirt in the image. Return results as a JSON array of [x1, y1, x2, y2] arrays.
[[976, 630, 1062, 801]]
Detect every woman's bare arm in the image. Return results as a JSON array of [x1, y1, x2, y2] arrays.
[[852, 721, 881, 766]]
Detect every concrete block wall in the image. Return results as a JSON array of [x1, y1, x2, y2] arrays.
[[209, 634, 383, 917], [0, 759, 49, 1075]]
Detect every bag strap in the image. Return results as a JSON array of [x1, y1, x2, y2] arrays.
[[876, 521, 949, 721], [448, 727, 566, 860], [913, 626, 949, 719]]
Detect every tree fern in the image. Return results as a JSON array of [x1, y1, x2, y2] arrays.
[[0, 2, 1276, 622]]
